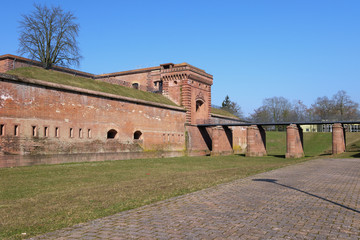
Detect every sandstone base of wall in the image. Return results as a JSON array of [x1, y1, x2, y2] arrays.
[[0, 151, 185, 168]]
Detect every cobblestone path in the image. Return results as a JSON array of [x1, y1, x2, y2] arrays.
[[31, 158, 360, 239]]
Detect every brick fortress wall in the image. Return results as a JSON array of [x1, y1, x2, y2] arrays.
[[0, 54, 248, 167], [0, 74, 186, 167]]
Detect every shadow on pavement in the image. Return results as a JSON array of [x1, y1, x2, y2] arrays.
[[252, 178, 360, 214]]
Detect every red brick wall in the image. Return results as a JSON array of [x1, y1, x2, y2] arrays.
[[332, 123, 346, 154], [0, 75, 186, 161], [232, 126, 247, 154], [246, 125, 267, 157], [211, 126, 233, 156], [286, 124, 304, 158], [0, 59, 12, 73], [186, 125, 211, 156], [97, 72, 150, 91]]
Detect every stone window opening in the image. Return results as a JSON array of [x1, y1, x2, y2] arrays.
[[0, 124, 4, 136], [44, 126, 49, 137], [196, 100, 204, 112], [132, 83, 139, 90], [70, 128, 74, 138], [14, 125, 19, 136], [55, 127, 60, 138], [134, 131, 142, 140], [32, 126, 37, 137], [79, 128, 83, 138], [107, 129, 117, 139], [88, 129, 92, 138]]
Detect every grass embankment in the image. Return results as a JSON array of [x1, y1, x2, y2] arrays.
[[210, 107, 239, 119], [6, 67, 177, 106], [336, 132, 360, 158]]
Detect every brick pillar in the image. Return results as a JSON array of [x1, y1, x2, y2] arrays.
[[211, 126, 233, 156], [286, 124, 304, 158], [246, 125, 266, 157], [211, 126, 221, 156], [332, 123, 346, 154]]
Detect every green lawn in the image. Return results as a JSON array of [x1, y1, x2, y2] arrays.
[[0, 155, 307, 239], [266, 131, 337, 157], [6, 67, 177, 106]]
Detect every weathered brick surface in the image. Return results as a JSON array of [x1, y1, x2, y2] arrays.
[[332, 123, 346, 154], [0, 75, 186, 166], [30, 158, 360, 239], [232, 126, 247, 154], [286, 124, 304, 158], [246, 125, 267, 157], [186, 125, 211, 156], [211, 126, 233, 156]]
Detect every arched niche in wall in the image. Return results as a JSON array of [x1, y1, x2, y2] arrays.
[[107, 129, 117, 139], [196, 100, 204, 112], [132, 83, 139, 89], [134, 130, 142, 140]]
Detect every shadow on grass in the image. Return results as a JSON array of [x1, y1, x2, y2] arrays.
[[342, 151, 360, 158], [267, 154, 286, 159], [351, 153, 360, 158], [252, 178, 360, 214], [234, 154, 286, 159]]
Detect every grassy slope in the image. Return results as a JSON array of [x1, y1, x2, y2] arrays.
[[210, 107, 239, 119], [6, 67, 178, 106]]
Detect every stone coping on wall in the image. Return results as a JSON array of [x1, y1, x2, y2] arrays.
[[0, 73, 187, 112]]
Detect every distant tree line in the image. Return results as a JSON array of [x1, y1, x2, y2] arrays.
[[250, 90, 359, 123], [220, 90, 359, 125]]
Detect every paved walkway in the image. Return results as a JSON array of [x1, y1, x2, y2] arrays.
[[31, 158, 360, 239]]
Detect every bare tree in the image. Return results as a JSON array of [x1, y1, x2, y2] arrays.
[[262, 97, 292, 123], [311, 96, 335, 121], [18, 4, 81, 69], [332, 90, 359, 120], [250, 96, 292, 130], [310, 91, 359, 121], [290, 100, 308, 122]]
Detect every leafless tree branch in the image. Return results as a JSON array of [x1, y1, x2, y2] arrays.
[[18, 4, 82, 69]]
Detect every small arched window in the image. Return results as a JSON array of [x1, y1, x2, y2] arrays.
[[107, 129, 117, 139], [134, 131, 142, 140], [132, 83, 139, 89], [196, 100, 204, 112]]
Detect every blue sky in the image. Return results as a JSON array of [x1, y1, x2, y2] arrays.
[[1, 0, 359, 116]]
